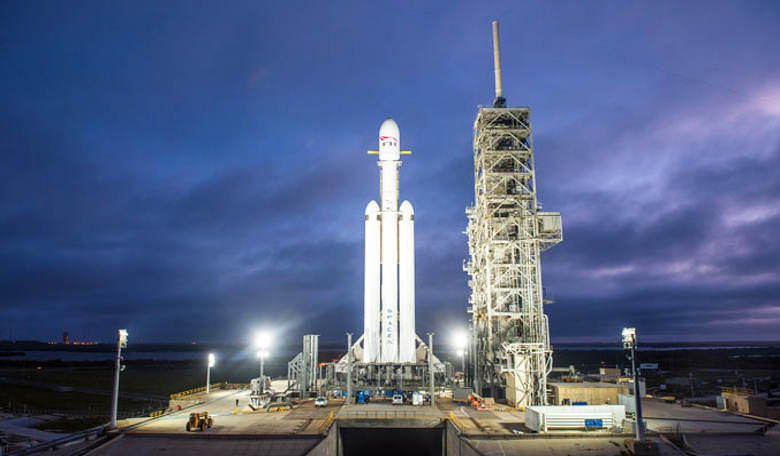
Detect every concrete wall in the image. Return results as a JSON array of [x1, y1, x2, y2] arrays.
[[444, 421, 482, 456], [307, 424, 339, 456]]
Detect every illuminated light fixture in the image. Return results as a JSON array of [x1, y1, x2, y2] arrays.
[[206, 353, 216, 394]]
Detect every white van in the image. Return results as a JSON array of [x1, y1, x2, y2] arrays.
[[392, 394, 404, 405]]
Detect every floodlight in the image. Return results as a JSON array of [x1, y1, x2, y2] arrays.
[[622, 327, 636, 349], [208, 353, 215, 367], [118, 329, 128, 348], [452, 332, 468, 349], [254, 332, 272, 349]]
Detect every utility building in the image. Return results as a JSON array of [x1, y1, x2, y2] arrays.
[[465, 22, 563, 408]]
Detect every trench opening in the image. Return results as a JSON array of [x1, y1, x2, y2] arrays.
[[339, 426, 443, 456]]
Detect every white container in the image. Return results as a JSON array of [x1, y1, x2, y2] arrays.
[[525, 405, 626, 432]]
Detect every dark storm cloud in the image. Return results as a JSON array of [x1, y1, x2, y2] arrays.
[[1, 0, 778, 343]]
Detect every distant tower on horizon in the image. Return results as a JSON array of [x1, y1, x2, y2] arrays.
[[63, 331, 70, 345]]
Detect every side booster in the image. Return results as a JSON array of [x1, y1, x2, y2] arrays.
[[364, 118, 416, 363]]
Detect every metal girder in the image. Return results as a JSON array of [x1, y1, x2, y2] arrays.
[[465, 106, 562, 408]]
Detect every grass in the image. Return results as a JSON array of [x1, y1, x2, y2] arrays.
[[0, 359, 265, 419], [0, 383, 158, 416], [0, 359, 276, 397], [31, 417, 108, 433]]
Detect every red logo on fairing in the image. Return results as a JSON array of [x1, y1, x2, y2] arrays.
[[379, 136, 397, 142]]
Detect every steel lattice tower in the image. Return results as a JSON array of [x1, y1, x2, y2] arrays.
[[465, 22, 562, 407]]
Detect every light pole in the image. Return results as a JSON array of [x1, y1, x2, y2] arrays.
[[254, 332, 272, 380], [257, 350, 269, 379], [206, 353, 215, 394], [454, 332, 468, 387], [110, 329, 128, 430], [457, 350, 466, 387], [622, 327, 645, 441]]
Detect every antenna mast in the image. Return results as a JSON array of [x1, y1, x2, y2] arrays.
[[492, 21, 506, 108]]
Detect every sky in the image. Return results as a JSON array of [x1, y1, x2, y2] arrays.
[[1, 0, 778, 345]]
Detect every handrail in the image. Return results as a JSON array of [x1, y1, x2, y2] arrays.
[[8, 425, 105, 456]]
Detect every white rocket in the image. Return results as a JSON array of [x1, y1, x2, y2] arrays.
[[363, 118, 416, 364]]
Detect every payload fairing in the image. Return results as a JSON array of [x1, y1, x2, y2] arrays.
[[363, 119, 416, 364]]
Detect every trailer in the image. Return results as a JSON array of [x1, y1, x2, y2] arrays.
[[525, 405, 626, 432]]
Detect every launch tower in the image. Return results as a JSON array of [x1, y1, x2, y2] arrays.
[[465, 22, 563, 407]]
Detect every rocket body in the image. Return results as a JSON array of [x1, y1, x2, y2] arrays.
[[364, 119, 416, 364]]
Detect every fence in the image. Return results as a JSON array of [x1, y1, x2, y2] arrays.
[[2, 406, 154, 419]]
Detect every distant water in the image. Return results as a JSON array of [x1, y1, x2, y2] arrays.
[[554, 344, 779, 351], [1, 343, 776, 362], [0, 348, 302, 362]]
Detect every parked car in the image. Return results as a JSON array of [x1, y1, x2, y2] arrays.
[[392, 394, 404, 405], [315, 396, 328, 407]]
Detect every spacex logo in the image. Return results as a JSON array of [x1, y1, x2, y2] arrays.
[[380, 135, 398, 147]]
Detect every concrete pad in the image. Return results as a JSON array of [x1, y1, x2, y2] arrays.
[[642, 398, 766, 433], [684, 434, 780, 456], [469, 437, 682, 456], [87, 434, 320, 456], [0, 417, 62, 441]]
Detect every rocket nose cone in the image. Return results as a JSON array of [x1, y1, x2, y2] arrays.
[[365, 200, 380, 214], [379, 118, 400, 141], [378, 118, 400, 161]]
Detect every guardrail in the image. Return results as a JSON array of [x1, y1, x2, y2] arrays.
[[337, 409, 445, 420], [448, 411, 467, 433], [169, 382, 250, 400], [7, 425, 105, 456], [315, 409, 464, 435], [318, 411, 335, 434]]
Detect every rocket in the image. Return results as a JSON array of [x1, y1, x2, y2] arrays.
[[363, 118, 416, 363]]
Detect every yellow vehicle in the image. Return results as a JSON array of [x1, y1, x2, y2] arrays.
[[185, 412, 213, 432]]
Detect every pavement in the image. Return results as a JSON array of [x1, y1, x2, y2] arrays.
[[0, 416, 62, 441], [125, 389, 333, 436], [470, 437, 685, 456], [75, 391, 779, 456], [641, 398, 768, 433]]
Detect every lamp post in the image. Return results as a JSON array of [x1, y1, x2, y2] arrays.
[[454, 332, 468, 387], [257, 350, 269, 379], [254, 332, 271, 379], [622, 327, 645, 441], [457, 350, 466, 387], [110, 329, 128, 430], [206, 353, 215, 394]]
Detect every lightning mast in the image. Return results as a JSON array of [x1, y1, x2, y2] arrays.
[[465, 21, 562, 407]]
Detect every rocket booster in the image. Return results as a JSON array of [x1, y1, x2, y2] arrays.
[[364, 119, 416, 364]]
